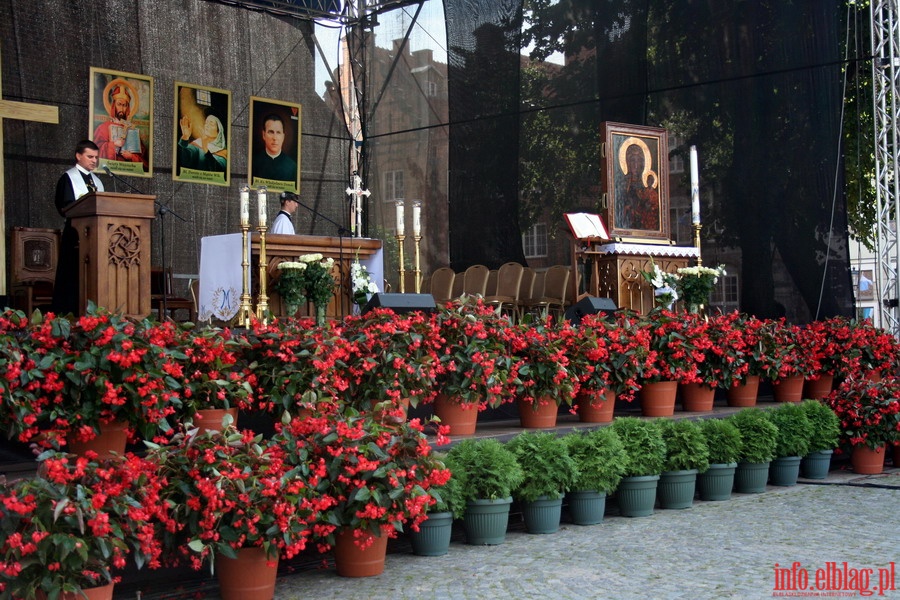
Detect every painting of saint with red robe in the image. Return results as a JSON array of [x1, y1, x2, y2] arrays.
[[89, 67, 154, 177]]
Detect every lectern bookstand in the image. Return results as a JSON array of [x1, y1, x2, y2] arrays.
[[63, 192, 156, 318]]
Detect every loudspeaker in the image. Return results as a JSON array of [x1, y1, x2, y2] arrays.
[[361, 293, 436, 315], [564, 296, 618, 325]]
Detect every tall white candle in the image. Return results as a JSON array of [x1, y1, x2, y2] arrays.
[[257, 187, 267, 227], [396, 201, 405, 236], [239, 187, 250, 227], [690, 145, 700, 225], [412, 201, 421, 236]]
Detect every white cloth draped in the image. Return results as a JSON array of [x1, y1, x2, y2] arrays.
[[198, 233, 243, 321]]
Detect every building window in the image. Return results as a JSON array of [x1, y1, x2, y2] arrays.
[[669, 134, 684, 174], [669, 205, 691, 245], [711, 272, 739, 309], [426, 80, 437, 97], [522, 223, 548, 258], [384, 170, 404, 201]]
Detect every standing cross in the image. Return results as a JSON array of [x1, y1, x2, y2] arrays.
[[345, 174, 371, 238], [0, 47, 59, 296]]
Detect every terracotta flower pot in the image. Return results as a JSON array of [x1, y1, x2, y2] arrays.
[[66, 420, 128, 459], [38, 583, 115, 600], [639, 380, 677, 417], [433, 393, 479, 435], [727, 375, 759, 407], [772, 375, 804, 403], [575, 389, 615, 423], [333, 529, 388, 577], [851, 445, 886, 475], [680, 382, 715, 412], [193, 407, 239, 434], [802, 374, 834, 400], [517, 397, 559, 428], [216, 546, 278, 600]]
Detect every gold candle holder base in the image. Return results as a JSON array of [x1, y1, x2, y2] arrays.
[[692, 223, 703, 267], [235, 223, 253, 328], [413, 234, 422, 293], [396, 233, 406, 293], [256, 225, 269, 324]]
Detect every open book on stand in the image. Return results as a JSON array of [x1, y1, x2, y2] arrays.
[[565, 212, 610, 241]]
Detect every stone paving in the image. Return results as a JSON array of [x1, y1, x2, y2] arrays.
[[126, 465, 900, 600]]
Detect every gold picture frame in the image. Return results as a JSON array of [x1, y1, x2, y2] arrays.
[[89, 67, 153, 177], [172, 82, 231, 186], [247, 96, 301, 193], [600, 122, 670, 242]]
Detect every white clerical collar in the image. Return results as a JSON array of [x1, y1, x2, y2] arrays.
[[265, 150, 282, 159], [75, 165, 92, 176]]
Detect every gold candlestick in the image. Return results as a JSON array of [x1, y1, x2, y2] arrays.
[[256, 225, 269, 323], [235, 223, 253, 328], [413, 234, 422, 293], [397, 233, 406, 293], [693, 223, 703, 267]]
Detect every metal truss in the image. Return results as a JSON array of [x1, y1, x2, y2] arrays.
[[872, 0, 900, 336], [204, 0, 420, 24]]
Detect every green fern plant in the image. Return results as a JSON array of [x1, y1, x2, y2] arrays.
[[609, 417, 667, 477], [506, 431, 579, 502], [659, 419, 710, 472], [563, 428, 627, 494], [699, 418, 743, 466]]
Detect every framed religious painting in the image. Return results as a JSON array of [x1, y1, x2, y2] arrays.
[[599, 122, 670, 243], [172, 82, 232, 186], [247, 97, 301, 194], [89, 67, 154, 177]]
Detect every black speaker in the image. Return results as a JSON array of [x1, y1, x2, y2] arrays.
[[564, 296, 618, 325], [361, 293, 436, 315]]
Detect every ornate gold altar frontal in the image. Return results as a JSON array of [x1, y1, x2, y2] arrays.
[[573, 242, 700, 314]]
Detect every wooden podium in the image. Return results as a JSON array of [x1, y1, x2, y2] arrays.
[[251, 234, 382, 319], [572, 240, 699, 314], [63, 192, 156, 318]]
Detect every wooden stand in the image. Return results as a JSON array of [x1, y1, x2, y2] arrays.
[[63, 192, 156, 318], [572, 240, 698, 314], [251, 234, 382, 319]]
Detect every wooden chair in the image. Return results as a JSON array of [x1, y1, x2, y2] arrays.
[[528, 265, 570, 321], [515, 267, 537, 321], [9, 227, 60, 314], [151, 267, 195, 322], [451, 270, 465, 299], [430, 267, 456, 304], [461, 264, 490, 297], [484, 262, 524, 319]]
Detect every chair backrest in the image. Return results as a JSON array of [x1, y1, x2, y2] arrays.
[[462, 264, 490, 296], [541, 265, 570, 303], [151, 267, 173, 296], [451, 270, 465, 298], [494, 262, 524, 300], [529, 269, 546, 301], [11, 227, 60, 286], [430, 267, 456, 303], [519, 267, 536, 302], [486, 270, 498, 296]]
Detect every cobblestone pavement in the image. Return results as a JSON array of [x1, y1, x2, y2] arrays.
[[129, 468, 900, 600]]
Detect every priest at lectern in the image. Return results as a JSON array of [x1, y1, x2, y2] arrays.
[[52, 139, 104, 315]]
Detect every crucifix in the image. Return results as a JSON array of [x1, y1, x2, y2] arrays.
[[0, 47, 60, 297], [345, 173, 371, 238]]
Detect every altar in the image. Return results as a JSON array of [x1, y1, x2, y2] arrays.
[[573, 241, 700, 314], [199, 233, 383, 322]]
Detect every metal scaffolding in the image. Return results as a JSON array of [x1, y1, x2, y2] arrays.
[[872, 0, 900, 336]]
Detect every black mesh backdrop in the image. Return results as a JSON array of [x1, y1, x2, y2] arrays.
[[445, 0, 527, 271], [442, 0, 852, 320]]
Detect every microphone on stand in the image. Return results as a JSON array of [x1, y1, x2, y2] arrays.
[[101, 165, 146, 195]]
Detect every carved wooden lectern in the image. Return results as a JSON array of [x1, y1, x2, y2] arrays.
[[251, 233, 383, 319], [63, 192, 156, 318]]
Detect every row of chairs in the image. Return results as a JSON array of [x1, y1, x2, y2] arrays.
[[428, 263, 571, 321]]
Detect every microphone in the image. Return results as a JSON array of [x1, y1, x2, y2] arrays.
[[101, 165, 144, 195]]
